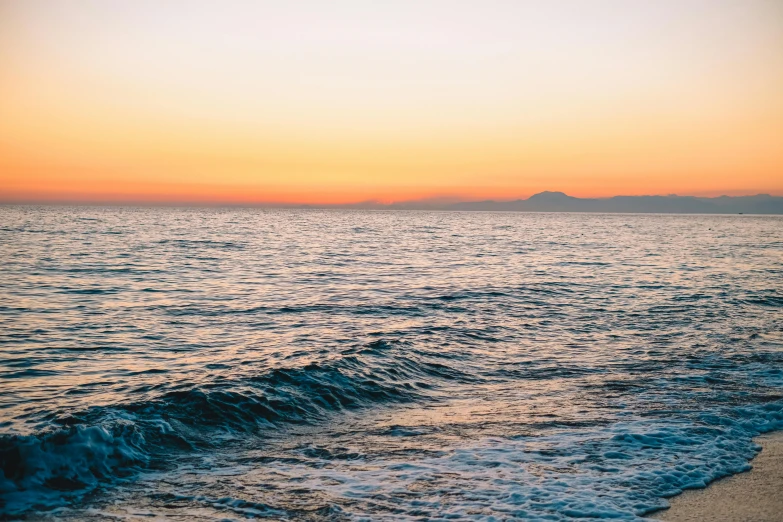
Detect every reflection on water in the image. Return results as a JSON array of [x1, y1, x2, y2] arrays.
[[1, 207, 782, 520]]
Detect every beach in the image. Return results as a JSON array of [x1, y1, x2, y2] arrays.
[[650, 431, 783, 521]]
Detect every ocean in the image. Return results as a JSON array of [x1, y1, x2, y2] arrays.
[[1, 207, 782, 520]]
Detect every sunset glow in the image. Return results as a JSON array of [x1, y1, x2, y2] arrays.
[[2, 0, 782, 204]]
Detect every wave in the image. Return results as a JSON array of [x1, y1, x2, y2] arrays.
[[0, 339, 465, 516], [0, 424, 146, 516], [254, 402, 783, 520]]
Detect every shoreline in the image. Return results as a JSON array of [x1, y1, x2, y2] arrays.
[[647, 431, 783, 521]]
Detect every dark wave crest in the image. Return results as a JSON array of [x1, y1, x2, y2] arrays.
[[0, 339, 463, 515]]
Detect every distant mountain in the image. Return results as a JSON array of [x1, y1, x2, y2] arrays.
[[383, 192, 783, 214], [10, 192, 782, 213]]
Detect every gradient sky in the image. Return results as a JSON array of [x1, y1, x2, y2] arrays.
[[1, 0, 782, 204]]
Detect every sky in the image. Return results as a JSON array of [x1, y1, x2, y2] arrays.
[[1, 0, 782, 205]]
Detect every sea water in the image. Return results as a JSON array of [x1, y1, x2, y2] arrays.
[[1, 207, 781, 520]]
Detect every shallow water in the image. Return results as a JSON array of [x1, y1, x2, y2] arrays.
[[1, 207, 782, 520]]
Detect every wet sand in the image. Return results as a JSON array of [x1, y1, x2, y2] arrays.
[[649, 431, 783, 522]]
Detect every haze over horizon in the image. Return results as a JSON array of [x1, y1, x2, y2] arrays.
[[2, 0, 782, 204]]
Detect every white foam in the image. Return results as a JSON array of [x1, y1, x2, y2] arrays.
[[255, 404, 782, 520]]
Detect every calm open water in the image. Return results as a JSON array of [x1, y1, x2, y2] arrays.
[[1, 207, 782, 521]]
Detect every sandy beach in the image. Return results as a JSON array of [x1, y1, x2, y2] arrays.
[[649, 431, 783, 522]]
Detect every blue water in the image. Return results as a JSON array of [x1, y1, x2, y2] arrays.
[[1, 207, 782, 521]]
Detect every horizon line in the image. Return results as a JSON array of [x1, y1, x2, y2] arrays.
[[1, 190, 780, 209]]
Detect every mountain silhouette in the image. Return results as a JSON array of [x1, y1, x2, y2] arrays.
[[375, 192, 783, 214]]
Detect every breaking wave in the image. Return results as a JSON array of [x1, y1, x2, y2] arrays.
[[0, 340, 466, 515]]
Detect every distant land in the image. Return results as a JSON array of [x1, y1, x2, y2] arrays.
[[320, 192, 783, 214], [5, 192, 783, 214]]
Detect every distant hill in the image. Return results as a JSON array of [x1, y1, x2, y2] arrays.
[[12, 192, 782, 213], [380, 192, 783, 214]]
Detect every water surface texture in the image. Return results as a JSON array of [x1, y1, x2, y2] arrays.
[[1, 208, 782, 520]]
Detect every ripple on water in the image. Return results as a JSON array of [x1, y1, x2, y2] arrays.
[[0, 208, 781, 519]]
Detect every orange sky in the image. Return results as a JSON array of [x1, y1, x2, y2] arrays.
[[1, 0, 782, 205]]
